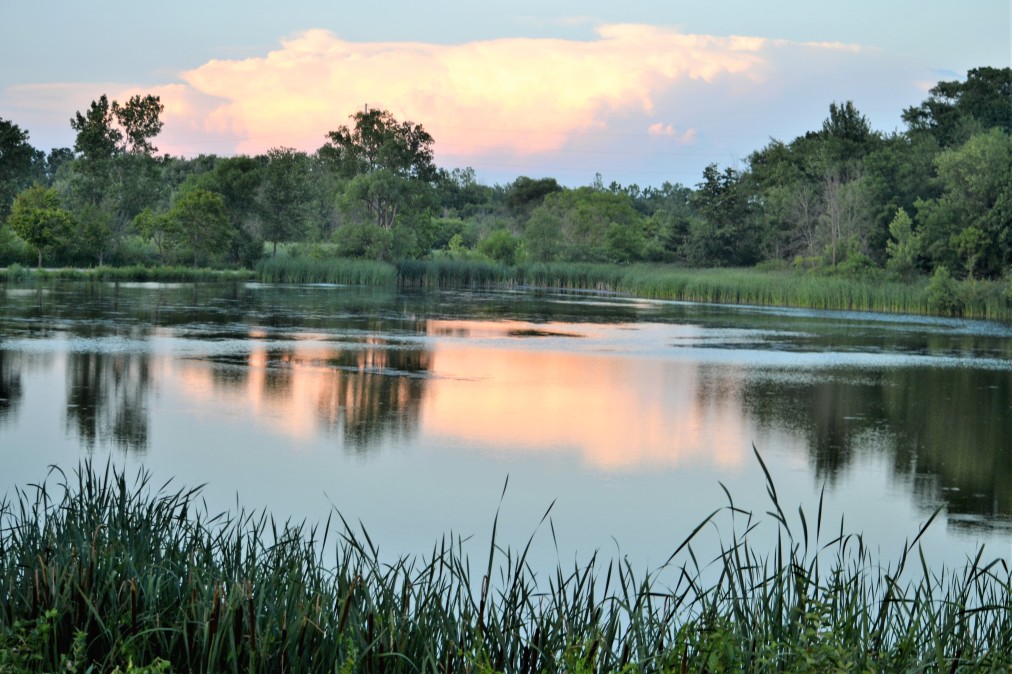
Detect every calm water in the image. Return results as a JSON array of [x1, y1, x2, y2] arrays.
[[1, 282, 1010, 574]]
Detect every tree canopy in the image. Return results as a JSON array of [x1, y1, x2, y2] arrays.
[[0, 68, 1008, 280]]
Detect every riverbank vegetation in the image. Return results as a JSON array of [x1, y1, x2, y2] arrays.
[[1, 67, 1010, 319], [1, 457, 1009, 673]]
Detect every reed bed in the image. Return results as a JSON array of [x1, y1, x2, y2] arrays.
[[0, 265, 253, 284], [252, 257, 1012, 321], [2, 452, 1009, 673], [255, 257, 398, 285]]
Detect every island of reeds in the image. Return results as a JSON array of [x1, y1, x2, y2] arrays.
[[2, 452, 1009, 673]]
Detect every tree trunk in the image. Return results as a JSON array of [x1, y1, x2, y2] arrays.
[[37, 249, 42, 269]]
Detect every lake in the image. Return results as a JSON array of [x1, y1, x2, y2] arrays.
[[1, 281, 1010, 576]]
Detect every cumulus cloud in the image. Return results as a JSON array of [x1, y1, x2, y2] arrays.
[[172, 24, 773, 159], [1, 24, 927, 184]]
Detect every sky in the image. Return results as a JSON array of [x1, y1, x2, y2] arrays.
[[1, 1, 1009, 188]]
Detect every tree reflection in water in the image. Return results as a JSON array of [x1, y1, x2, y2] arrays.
[[742, 366, 1012, 527], [0, 350, 23, 425], [203, 337, 432, 452], [65, 351, 152, 452]]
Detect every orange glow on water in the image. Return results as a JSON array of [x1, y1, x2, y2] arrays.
[[164, 321, 752, 471]]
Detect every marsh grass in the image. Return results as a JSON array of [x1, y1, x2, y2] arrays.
[[256, 257, 398, 285], [1, 450, 1009, 673], [0, 265, 253, 284], [249, 258, 1012, 321]]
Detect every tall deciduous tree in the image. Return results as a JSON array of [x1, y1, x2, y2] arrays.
[[112, 95, 164, 155], [167, 188, 230, 267], [689, 164, 760, 266], [258, 148, 313, 255], [0, 118, 41, 222], [8, 185, 73, 268], [70, 95, 122, 161], [322, 109, 436, 231], [902, 67, 1012, 148]]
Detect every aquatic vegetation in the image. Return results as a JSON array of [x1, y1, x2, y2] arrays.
[[0, 265, 253, 284], [1, 451, 1008, 673], [248, 257, 1012, 320]]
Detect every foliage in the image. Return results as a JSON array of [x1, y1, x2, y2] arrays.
[[0, 118, 42, 221], [0, 68, 1009, 290], [477, 228, 519, 265], [689, 164, 760, 266], [903, 66, 1012, 147], [70, 95, 122, 161], [7, 185, 73, 268], [332, 221, 394, 260], [320, 108, 436, 181], [323, 109, 438, 234], [166, 187, 231, 267], [0, 458, 1008, 673], [112, 95, 165, 155], [926, 265, 962, 315], [257, 148, 314, 256], [885, 207, 919, 276]]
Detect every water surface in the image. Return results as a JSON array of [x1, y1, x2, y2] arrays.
[[2, 282, 1010, 573]]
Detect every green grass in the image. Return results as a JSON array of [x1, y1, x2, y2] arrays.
[[256, 257, 398, 285], [0, 265, 254, 284], [1, 451, 1009, 673], [6, 258, 1010, 321]]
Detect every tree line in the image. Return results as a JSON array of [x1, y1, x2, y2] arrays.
[[0, 67, 1009, 280]]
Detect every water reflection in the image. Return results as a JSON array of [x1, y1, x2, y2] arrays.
[[743, 366, 1012, 525], [421, 322, 751, 470], [0, 350, 23, 424], [0, 282, 1010, 548], [195, 338, 432, 451], [65, 350, 152, 452]]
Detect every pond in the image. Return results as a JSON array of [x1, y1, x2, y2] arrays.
[[1, 281, 1010, 575]]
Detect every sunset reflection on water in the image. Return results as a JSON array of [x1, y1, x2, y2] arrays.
[[163, 318, 752, 471]]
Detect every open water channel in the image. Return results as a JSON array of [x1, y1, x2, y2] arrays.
[[1, 281, 1010, 576]]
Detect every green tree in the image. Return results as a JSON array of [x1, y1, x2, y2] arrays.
[[0, 118, 42, 222], [8, 185, 73, 268], [917, 129, 1012, 277], [133, 206, 175, 263], [689, 164, 760, 266], [321, 108, 436, 181], [321, 109, 437, 233], [76, 202, 113, 265], [332, 221, 393, 259], [885, 208, 920, 276], [524, 208, 563, 262], [113, 95, 164, 154], [819, 101, 877, 167], [903, 67, 1012, 148], [503, 176, 563, 219], [188, 155, 265, 264], [478, 229, 519, 265], [167, 188, 231, 267], [258, 148, 313, 255], [70, 95, 122, 161]]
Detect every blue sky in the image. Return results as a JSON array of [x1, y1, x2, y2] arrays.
[[2, 0, 1009, 186]]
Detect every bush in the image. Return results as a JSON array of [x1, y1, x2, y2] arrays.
[[478, 229, 519, 265], [926, 265, 962, 315], [333, 223, 394, 260]]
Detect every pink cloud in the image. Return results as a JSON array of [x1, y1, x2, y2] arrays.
[[3, 24, 921, 185], [170, 25, 772, 159]]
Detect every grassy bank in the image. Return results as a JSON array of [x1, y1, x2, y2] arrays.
[[0, 263, 254, 284], [257, 257, 1012, 321], [2, 455, 1009, 673], [5, 258, 1011, 321]]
